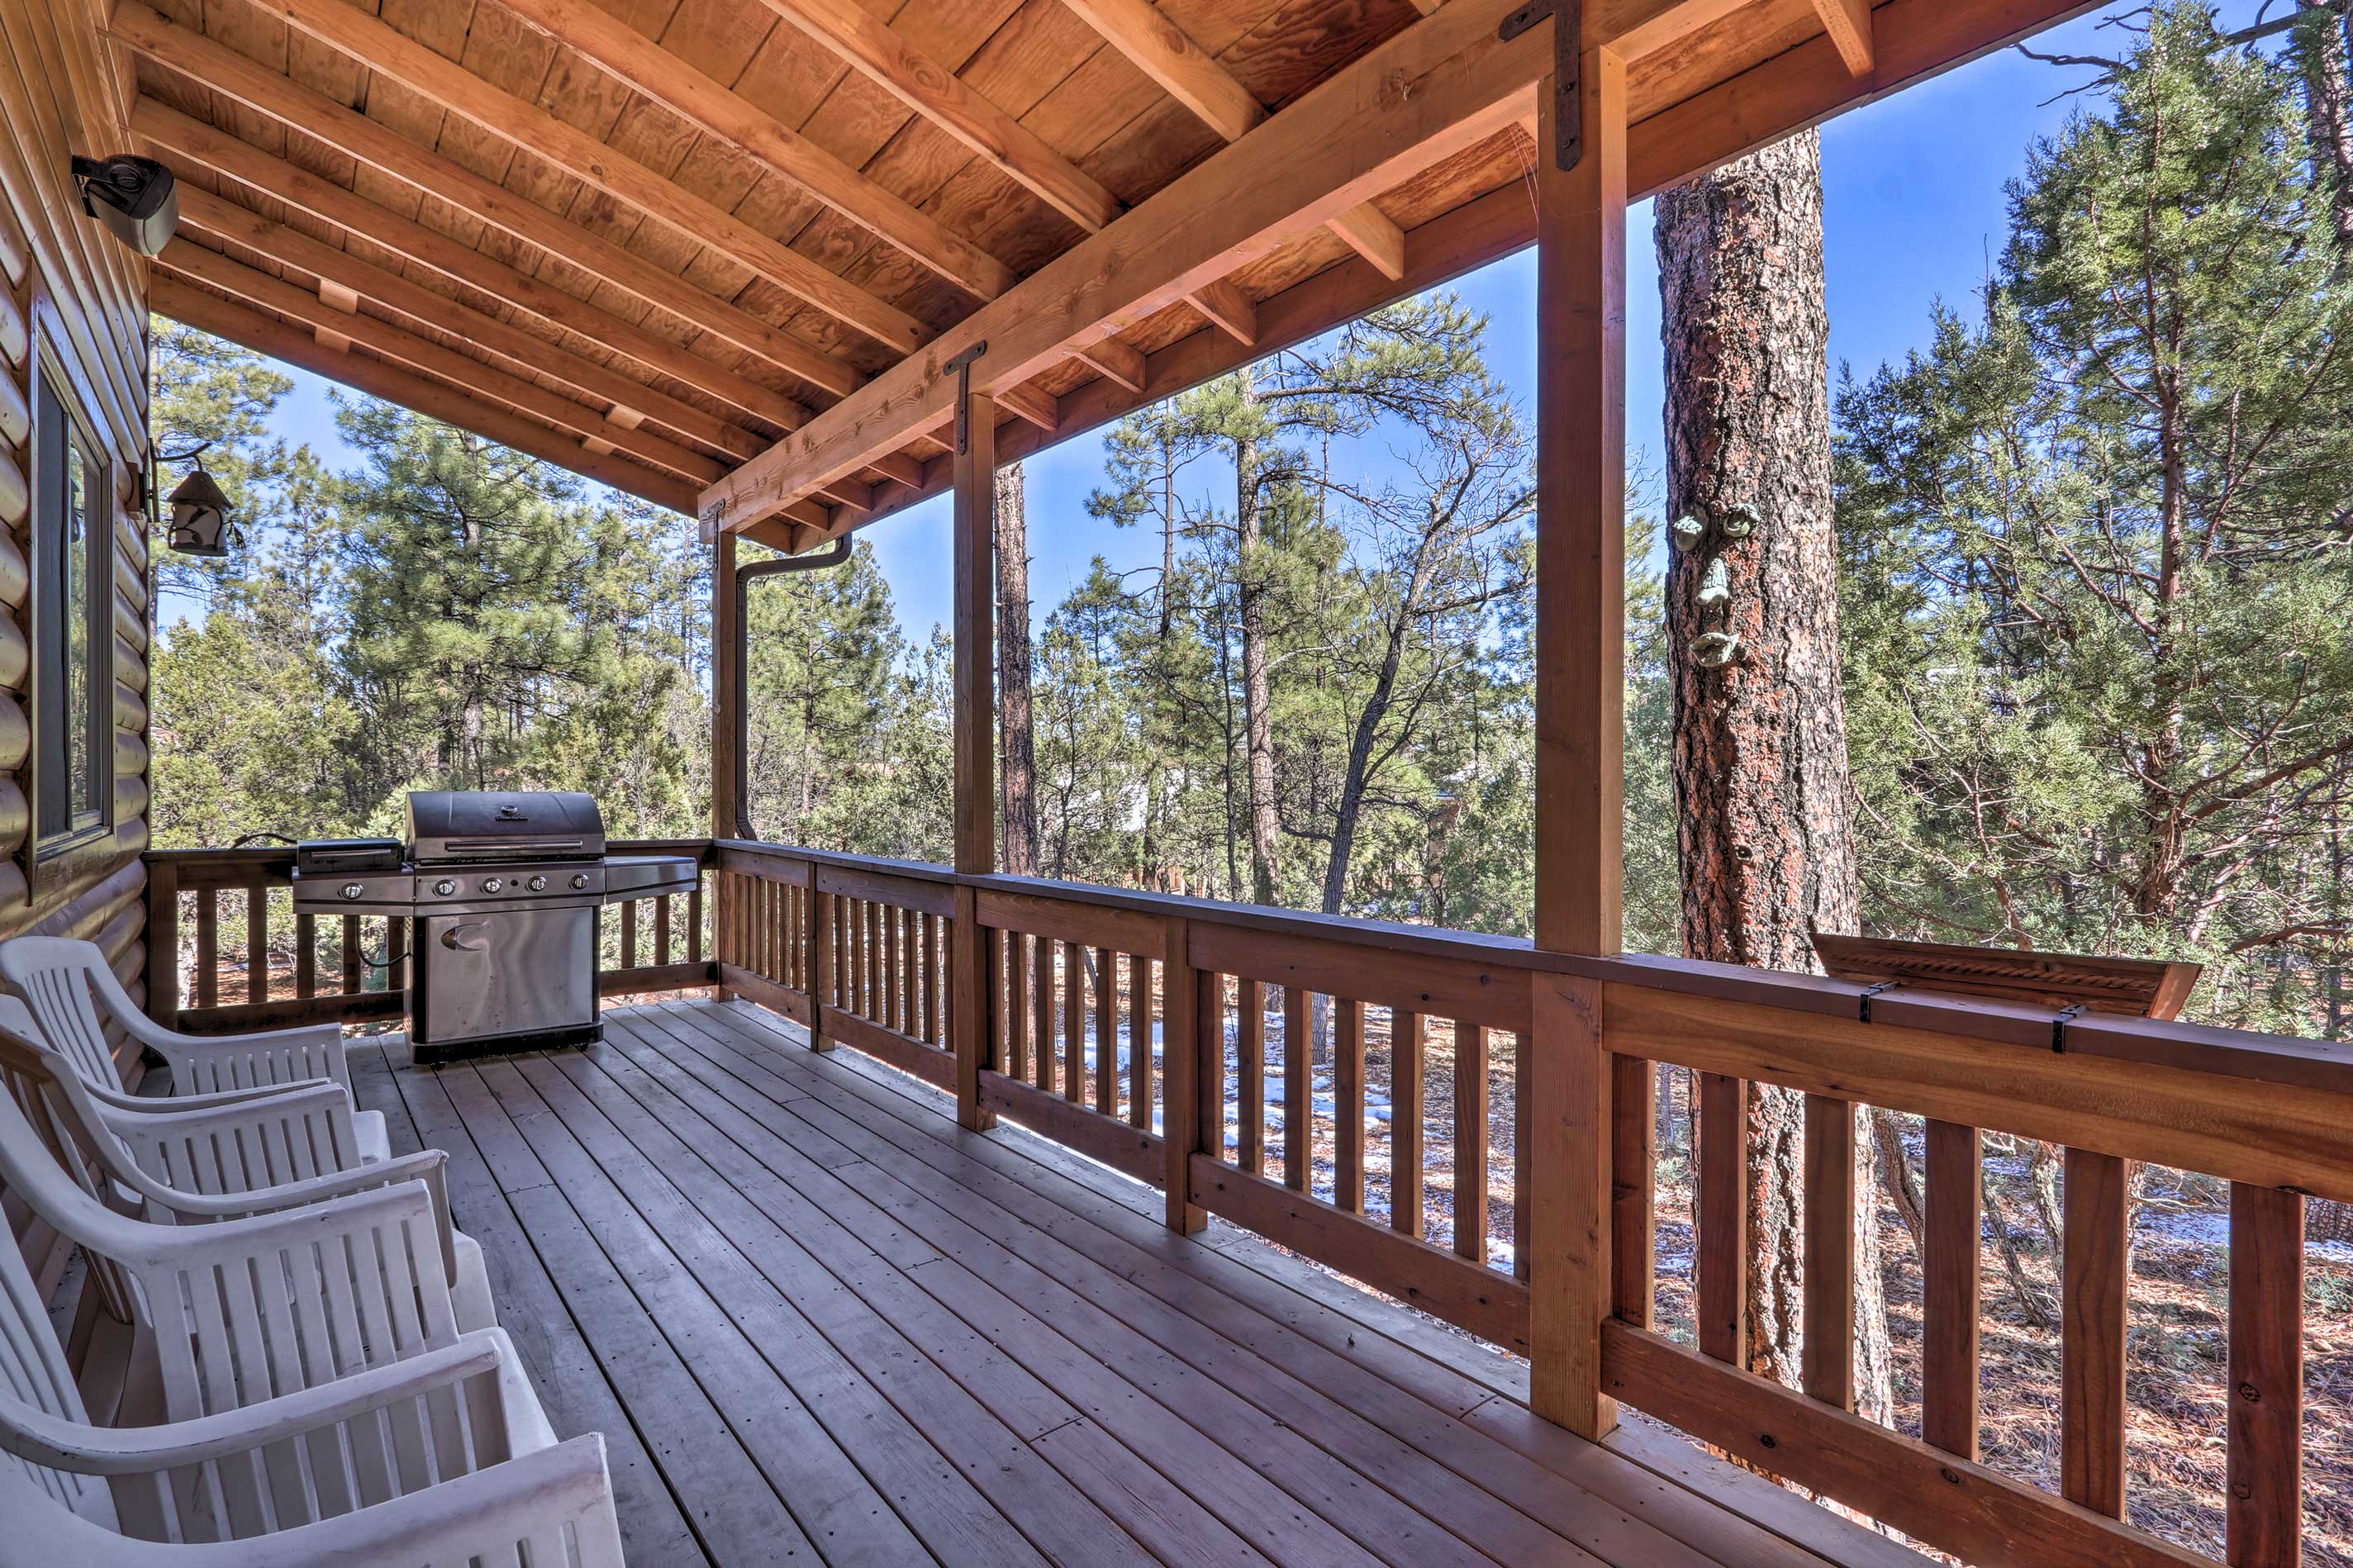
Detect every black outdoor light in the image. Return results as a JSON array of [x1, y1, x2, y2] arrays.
[[69, 153, 178, 256], [159, 445, 236, 558]]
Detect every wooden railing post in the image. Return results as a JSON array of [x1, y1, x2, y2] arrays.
[[1530, 972, 1614, 1438], [1161, 915, 1205, 1234], [952, 884, 992, 1130], [810, 877, 834, 1052], [142, 858, 178, 1028]]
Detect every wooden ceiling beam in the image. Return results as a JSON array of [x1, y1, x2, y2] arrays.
[[1809, 0, 1875, 75], [1070, 336, 1146, 394], [752, 0, 1123, 233], [136, 99, 809, 435], [231, 0, 925, 357], [151, 273, 705, 513], [173, 185, 763, 463], [487, 0, 1015, 302], [1322, 202, 1407, 281], [1187, 277, 1257, 345], [155, 240, 726, 483], [704, 0, 1554, 529], [107, 3, 862, 398]]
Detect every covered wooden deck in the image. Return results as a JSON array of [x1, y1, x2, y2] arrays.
[[350, 996, 1914, 1568]]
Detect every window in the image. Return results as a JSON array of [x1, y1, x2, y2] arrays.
[[31, 360, 111, 851]]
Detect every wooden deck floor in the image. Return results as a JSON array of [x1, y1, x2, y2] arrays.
[[352, 999, 1921, 1568]]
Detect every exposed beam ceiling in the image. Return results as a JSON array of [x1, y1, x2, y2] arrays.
[[1809, 0, 1876, 75], [135, 97, 810, 434], [154, 273, 707, 513], [487, 0, 1015, 302], [706, 0, 2094, 536], [107, 2, 863, 399], [228, 0, 925, 358]]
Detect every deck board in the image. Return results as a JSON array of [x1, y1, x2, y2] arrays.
[[360, 1000, 1926, 1568]]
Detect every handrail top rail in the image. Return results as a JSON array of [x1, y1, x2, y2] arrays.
[[711, 837, 2353, 1101]]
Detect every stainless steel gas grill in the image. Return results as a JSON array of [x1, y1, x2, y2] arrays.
[[291, 791, 696, 1065]]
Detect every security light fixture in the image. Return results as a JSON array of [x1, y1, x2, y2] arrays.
[[69, 154, 178, 256]]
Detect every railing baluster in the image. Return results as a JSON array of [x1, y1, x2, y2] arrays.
[[2228, 1183, 2303, 1568], [1802, 1094, 1856, 1408], [1094, 946, 1115, 1118], [1393, 1009, 1423, 1238], [1610, 1052, 1652, 1314], [619, 898, 638, 974], [1697, 1071, 1746, 1363], [921, 911, 938, 1044], [245, 882, 268, 1005], [1127, 952, 1151, 1129], [1454, 1024, 1488, 1259], [1335, 997, 1364, 1213], [340, 911, 360, 995], [1063, 941, 1084, 1103], [654, 893, 673, 968], [1161, 920, 1205, 1235], [1237, 978, 1264, 1176], [687, 873, 703, 967], [1284, 985, 1310, 1193], [1515, 1033, 1533, 1283], [1005, 929, 1028, 1081], [143, 863, 181, 1029], [1034, 936, 1055, 1094], [195, 888, 219, 1010], [2061, 1146, 2128, 1518], [1923, 1119, 1983, 1460]]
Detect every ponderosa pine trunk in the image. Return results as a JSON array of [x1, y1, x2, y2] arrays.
[[1656, 131, 1894, 1424], [1234, 368, 1283, 906], [995, 460, 1039, 876], [2304, 0, 2353, 249]]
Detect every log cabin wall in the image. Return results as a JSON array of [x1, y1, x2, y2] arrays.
[[0, 0, 155, 1326]]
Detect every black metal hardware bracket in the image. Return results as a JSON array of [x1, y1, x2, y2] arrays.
[[944, 340, 988, 456], [1498, 0, 1582, 172]]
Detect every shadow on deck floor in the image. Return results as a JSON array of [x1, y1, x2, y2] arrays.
[[351, 998, 1923, 1568]]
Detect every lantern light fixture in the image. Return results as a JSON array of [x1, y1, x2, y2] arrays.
[[159, 444, 237, 558]]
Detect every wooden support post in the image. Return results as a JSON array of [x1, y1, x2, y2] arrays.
[[1162, 917, 1205, 1233], [952, 387, 997, 1130], [711, 527, 739, 1002], [144, 859, 178, 1029], [809, 877, 834, 1052], [1527, 45, 1627, 1443]]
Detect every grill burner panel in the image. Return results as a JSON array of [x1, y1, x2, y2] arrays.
[[291, 793, 694, 1065]]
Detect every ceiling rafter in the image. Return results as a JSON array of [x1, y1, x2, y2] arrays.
[[135, 97, 809, 433], [157, 240, 727, 483], [152, 273, 711, 514], [174, 185, 764, 463], [1809, 0, 1875, 74], [231, 0, 927, 358], [487, 0, 1017, 303], [107, 2, 864, 400]]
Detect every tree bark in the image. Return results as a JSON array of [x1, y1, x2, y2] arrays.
[[995, 460, 1039, 876], [2303, 0, 2353, 250], [1235, 368, 1283, 906], [1657, 131, 1894, 1422]]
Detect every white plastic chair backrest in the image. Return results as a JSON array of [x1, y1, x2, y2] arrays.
[[0, 1206, 112, 1528], [0, 1000, 143, 1328], [0, 938, 129, 1096]]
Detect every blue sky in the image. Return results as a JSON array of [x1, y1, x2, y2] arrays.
[[249, 7, 2193, 639]]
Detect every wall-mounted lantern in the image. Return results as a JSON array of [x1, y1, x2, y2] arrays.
[[70, 153, 178, 256], [159, 445, 237, 558]]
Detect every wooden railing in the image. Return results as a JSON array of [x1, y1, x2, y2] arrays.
[[154, 833, 2350, 1566], [144, 839, 715, 1034]]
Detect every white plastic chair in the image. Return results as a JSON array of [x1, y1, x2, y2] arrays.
[[0, 1200, 619, 1559], [0, 936, 388, 1162], [0, 1073, 467, 1429], [0, 1008, 494, 1333]]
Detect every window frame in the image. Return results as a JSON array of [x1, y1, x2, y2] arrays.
[[26, 335, 115, 886]]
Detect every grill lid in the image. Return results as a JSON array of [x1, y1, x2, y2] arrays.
[[406, 791, 606, 865]]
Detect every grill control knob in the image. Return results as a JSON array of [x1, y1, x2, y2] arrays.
[[480, 877, 505, 895], [527, 875, 549, 892], [339, 882, 365, 901], [433, 879, 458, 897], [570, 872, 591, 891]]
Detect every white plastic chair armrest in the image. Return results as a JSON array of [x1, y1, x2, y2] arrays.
[[20, 1435, 621, 1568], [0, 1335, 507, 1475], [83, 1076, 340, 1114]]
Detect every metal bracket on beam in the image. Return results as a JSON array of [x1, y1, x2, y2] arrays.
[[944, 340, 988, 456], [1498, 0, 1581, 171]]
